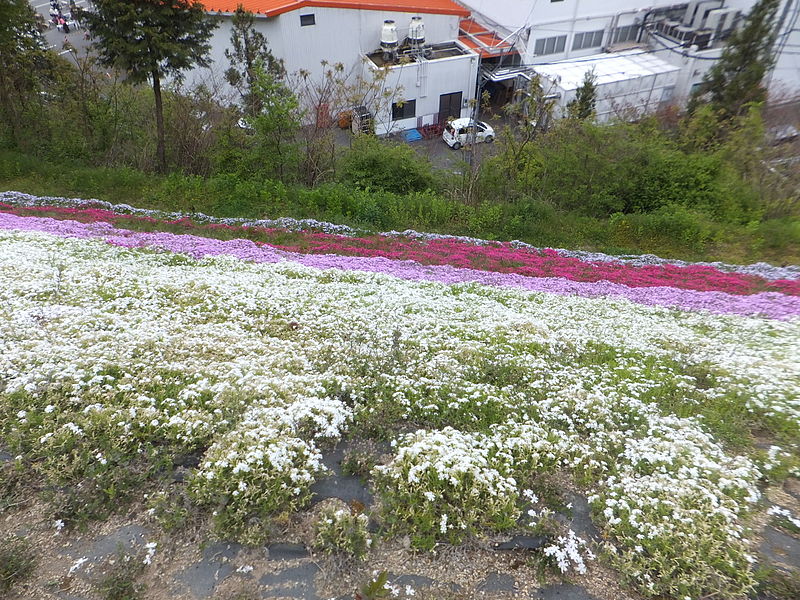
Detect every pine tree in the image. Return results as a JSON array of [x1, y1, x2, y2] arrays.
[[224, 5, 284, 116], [0, 0, 48, 147], [693, 0, 780, 119], [567, 69, 597, 121], [79, 0, 217, 171]]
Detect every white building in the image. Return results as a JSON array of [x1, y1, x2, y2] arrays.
[[459, 0, 800, 112], [197, 0, 479, 133], [534, 51, 681, 121]]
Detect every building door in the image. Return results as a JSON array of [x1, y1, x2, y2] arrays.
[[438, 92, 462, 123]]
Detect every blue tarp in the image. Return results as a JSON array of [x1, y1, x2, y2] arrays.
[[404, 129, 423, 142]]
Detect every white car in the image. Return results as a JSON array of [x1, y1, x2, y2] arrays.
[[443, 118, 495, 149]]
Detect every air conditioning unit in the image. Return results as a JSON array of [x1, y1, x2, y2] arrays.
[[673, 25, 696, 45], [691, 0, 723, 29], [658, 19, 681, 37], [705, 8, 736, 42], [683, 0, 702, 26], [692, 29, 712, 50]]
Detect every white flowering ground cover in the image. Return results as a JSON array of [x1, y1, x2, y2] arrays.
[[1, 225, 799, 599]]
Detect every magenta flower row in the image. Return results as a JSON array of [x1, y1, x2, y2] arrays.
[[2, 212, 798, 320], [2, 201, 796, 296]]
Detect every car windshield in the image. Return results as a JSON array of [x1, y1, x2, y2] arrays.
[[445, 124, 455, 134]]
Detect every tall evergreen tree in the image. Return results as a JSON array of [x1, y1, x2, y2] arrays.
[[692, 0, 780, 119], [79, 0, 217, 171], [567, 69, 597, 121], [224, 5, 284, 116], [0, 0, 48, 147]]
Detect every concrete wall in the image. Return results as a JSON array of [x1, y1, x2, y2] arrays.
[[194, 8, 460, 88], [366, 51, 479, 134]]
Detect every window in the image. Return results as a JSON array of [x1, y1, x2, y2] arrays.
[[534, 35, 567, 56], [392, 99, 416, 120], [612, 24, 639, 44], [300, 13, 315, 26], [572, 29, 604, 51]]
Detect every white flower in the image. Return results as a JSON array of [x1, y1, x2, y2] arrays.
[[68, 556, 89, 576], [143, 542, 157, 565]]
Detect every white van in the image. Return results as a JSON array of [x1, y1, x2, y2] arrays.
[[442, 118, 495, 149]]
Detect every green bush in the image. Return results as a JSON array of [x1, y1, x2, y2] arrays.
[[0, 534, 36, 593], [338, 135, 436, 194], [313, 504, 372, 559]]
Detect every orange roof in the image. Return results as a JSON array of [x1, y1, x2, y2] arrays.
[[203, 0, 470, 17], [458, 18, 514, 57]]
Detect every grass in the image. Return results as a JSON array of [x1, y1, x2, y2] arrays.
[[95, 550, 147, 600], [1, 149, 798, 265], [755, 567, 800, 600], [0, 534, 37, 593]]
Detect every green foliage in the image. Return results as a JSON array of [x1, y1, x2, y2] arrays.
[[94, 550, 146, 600], [692, 0, 780, 120], [488, 118, 761, 223], [755, 567, 800, 600], [313, 504, 372, 558], [80, 0, 216, 87], [338, 135, 435, 194], [566, 69, 597, 121], [357, 571, 390, 600], [240, 63, 301, 182], [224, 6, 284, 115], [80, 0, 217, 169], [0, 534, 37, 593], [0, 0, 51, 149]]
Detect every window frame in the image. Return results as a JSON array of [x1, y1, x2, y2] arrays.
[[300, 13, 315, 26], [534, 34, 567, 56], [572, 29, 604, 51], [612, 24, 639, 44], [391, 99, 416, 121]]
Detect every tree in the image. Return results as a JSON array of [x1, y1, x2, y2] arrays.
[[224, 5, 284, 116], [246, 61, 301, 181], [0, 0, 48, 147], [567, 69, 597, 121], [79, 0, 217, 171], [489, 74, 558, 201], [691, 0, 780, 120], [291, 60, 403, 185]]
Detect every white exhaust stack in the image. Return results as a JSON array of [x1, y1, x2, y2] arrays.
[[380, 19, 398, 62], [409, 16, 425, 47], [380, 20, 398, 51]]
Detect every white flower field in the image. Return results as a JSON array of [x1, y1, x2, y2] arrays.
[[1, 226, 799, 599]]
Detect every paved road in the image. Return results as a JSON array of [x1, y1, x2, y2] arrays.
[[30, 0, 93, 60]]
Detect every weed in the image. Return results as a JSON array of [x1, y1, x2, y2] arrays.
[[754, 567, 800, 600], [0, 534, 37, 593], [313, 504, 372, 559], [94, 550, 146, 600]]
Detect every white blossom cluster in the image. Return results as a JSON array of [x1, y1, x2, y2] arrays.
[[0, 229, 798, 597], [542, 529, 595, 574], [0, 191, 361, 235], [767, 505, 800, 530]]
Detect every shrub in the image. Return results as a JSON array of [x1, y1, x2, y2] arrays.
[[338, 136, 436, 194], [313, 504, 372, 559]]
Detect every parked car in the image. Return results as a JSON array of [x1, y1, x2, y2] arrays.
[[443, 118, 495, 149]]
